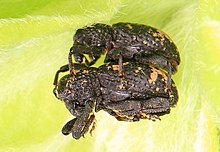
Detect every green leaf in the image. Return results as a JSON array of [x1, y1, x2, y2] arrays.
[[0, 0, 219, 151]]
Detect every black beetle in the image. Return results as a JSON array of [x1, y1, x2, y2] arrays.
[[53, 62, 178, 139], [68, 22, 180, 78]]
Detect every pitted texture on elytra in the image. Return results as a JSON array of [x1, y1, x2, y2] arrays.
[[69, 22, 180, 74], [55, 62, 178, 139]]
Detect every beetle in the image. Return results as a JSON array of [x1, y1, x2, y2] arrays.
[[68, 22, 180, 79], [53, 61, 178, 139]]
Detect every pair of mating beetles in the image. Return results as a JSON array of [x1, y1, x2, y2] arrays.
[[53, 22, 180, 139]]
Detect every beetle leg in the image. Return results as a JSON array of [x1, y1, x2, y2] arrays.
[[167, 62, 172, 93], [68, 47, 76, 76], [106, 49, 124, 77], [118, 54, 123, 77], [53, 64, 69, 86], [89, 114, 96, 136], [53, 63, 89, 88], [103, 108, 134, 122], [53, 64, 69, 98], [137, 113, 161, 121], [69, 46, 88, 75]]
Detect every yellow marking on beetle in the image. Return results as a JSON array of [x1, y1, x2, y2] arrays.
[[156, 87, 160, 92], [127, 24, 133, 29], [112, 62, 129, 71], [137, 67, 142, 70], [149, 69, 158, 83], [135, 69, 139, 73], [150, 66, 167, 81], [134, 67, 143, 73], [74, 69, 80, 73], [81, 80, 88, 83], [147, 28, 153, 33], [172, 83, 176, 87], [155, 38, 160, 42], [148, 79, 152, 84], [139, 112, 148, 118], [164, 88, 168, 93], [153, 32, 158, 37], [82, 70, 89, 74], [156, 29, 173, 43], [132, 36, 136, 40], [123, 62, 129, 65], [67, 90, 72, 94], [107, 65, 112, 70], [143, 40, 148, 44], [169, 94, 174, 98], [138, 112, 161, 121], [112, 64, 119, 71], [118, 84, 124, 90], [113, 110, 133, 121], [152, 30, 166, 45]]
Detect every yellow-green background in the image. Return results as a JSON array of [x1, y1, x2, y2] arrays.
[[0, 0, 219, 151]]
